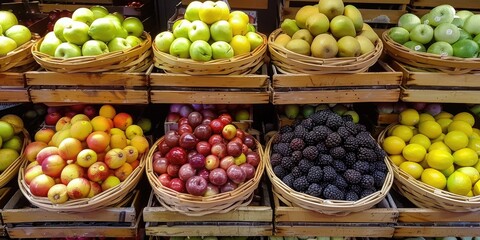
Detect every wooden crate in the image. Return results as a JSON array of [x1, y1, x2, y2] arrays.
[[143, 183, 273, 237], [0, 71, 29, 103], [271, 61, 402, 104], [2, 189, 142, 239], [273, 193, 398, 237], [149, 65, 270, 104], [389, 61, 480, 104], [26, 71, 148, 105], [181, 0, 268, 9], [0, 188, 14, 237]]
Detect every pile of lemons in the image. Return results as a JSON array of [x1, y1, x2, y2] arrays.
[[382, 108, 480, 197]]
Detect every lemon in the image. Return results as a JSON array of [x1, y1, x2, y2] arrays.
[[448, 120, 473, 136], [447, 171, 472, 196], [419, 113, 435, 123], [434, 111, 454, 120], [453, 112, 475, 127], [387, 125, 399, 136], [473, 180, 480, 195], [421, 168, 447, 189], [400, 161, 424, 179], [467, 190, 474, 197], [431, 133, 445, 143], [453, 148, 479, 167], [440, 165, 455, 177], [436, 118, 453, 133], [410, 134, 431, 150], [425, 149, 454, 170], [390, 154, 407, 166], [429, 141, 452, 153], [475, 160, 480, 173], [474, 128, 480, 136], [468, 137, 480, 155], [472, 132, 480, 139], [391, 125, 414, 142], [382, 136, 406, 155], [456, 167, 480, 185], [402, 143, 427, 162], [418, 120, 442, 139], [444, 130, 469, 151], [399, 109, 420, 126]]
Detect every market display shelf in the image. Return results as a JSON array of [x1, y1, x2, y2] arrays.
[[2, 189, 142, 239], [0, 71, 29, 103], [143, 183, 273, 237], [25, 71, 149, 105], [270, 61, 402, 104], [149, 65, 270, 104]]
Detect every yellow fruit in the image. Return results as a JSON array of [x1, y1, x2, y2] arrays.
[[456, 167, 480, 185], [428, 141, 452, 153], [387, 125, 399, 136], [436, 118, 453, 133], [448, 120, 473, 136], [410, 134, 431, 150], [229, 11, 250, 24], [440, 165, 455, 177], [390, 154, 406, 166], [434, 111, 454, 120], [467, 190, 474, 197], [473, 128, 480, 136], [453, 112, 475, 127], [99, 104, 116, 119], [382, 136, 406, 155], [475, 160, 480, 174], [421, 168, 447, 189], [444, 130, 469, 151], [473, 180, 480, 195], [229, 16, 249, 36], [447, 171, 472, 196], [419, 113, 435, 123], [418, 120, 442, 139], [425, 149, 454, 170], [391, 125, 414, 142], [230, 35, 251, 56], [399, 108, 420, 126], [402, 143, 426, 162], [453, 148, 478, 167], [431, 133, 445, 143], [399, 161, 424, 179], [419, 159, 430, 169]]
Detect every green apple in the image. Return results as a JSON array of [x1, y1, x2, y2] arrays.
[[90, 5, 109, 20], [136, 118, 152, 133], [210, 20, 232, 42], [247, 24, 256, 33], [330, 15, 356, 39], [0, 10, 18, 32], [457, 10, 474, 23], [54, 17, 74, 42], [463, 15, 480, 35], [305, 13, 330, 36], [344, 5, 363, 32], [107, 37, 132, 52], [281, 19, 300, 37], [108, 12, 124, 23], [427, 4, 455, 27], [473, 34, 480, 46], [0, 25, 3, 35], [104, 14, 122, 25], [88, 18, 116, 42], [126, 35, 142, 47], [173, 19, 192, 39], [433, 23, 459, 44], [63, 21, 90, 45], [459, 29, 472, 40], [198, 1, 223, 24], [398, 13, 421, 32], [388, 27, 410, 44], [82, 40, 109, 56], [427, 41, 453, 56], [0, 36, 17, 55], [189, 40, 212, 61], [72, 7, 95, 26], [451, 17, 464, 27], [122, 17, 144, 37], [39, 32, 62, 56], [184, 1, 202, 21], [311, 33, 338, 58], [154, 31, 175, 53], [403, 40, 426, 52], [356, 35, 375, 54], [5, 25, 31, 46], [452, 39, 479, 58], [245, 32, 263, 51], [409, 24, 434, 44], [318, 0, 344, 20], [211, 41, 234, 59], [188, 20, 210, 42], [111, 19, 128, 38], [337, 36, 361, 57], [169, 37, 191, 58], [54, 42, 82, 58], [421, 13, 431, 25], [344, 110, 360, 123]]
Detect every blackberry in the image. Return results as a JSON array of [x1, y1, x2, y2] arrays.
[[349, 184, 363, 195], [310, 110, 331, 125], [280, 156, 295, 170], [356, 132, 376, 149], [343, 136, 359, 152], [325, 132, 342, 148], [279, 125, 293, 133], [316, 154, 333, 166], [290, 138, 305, 151], [353, 161, 370, 174], [344, 121, 358, 135], [293, 176, 309, 192], [373, 171, 386, 188], [371, 161, 387, 173], [375, 147, 387, 161], [304, 131, 320, 146], [355, 124, 367, 133], [301, 118, 314, 131], [271, 134, 281, 144], [337, 126, 351, 140], [298, 159, 315, 174], [332, 159, 347, 173], [307, 166, 323, 183], [302, 146, 319, 160], [291, 150, 303, 163], [360, 175, 375, 189], [333, 175, 348, 190], [342, 114, 353, 122], [345, 191, 359, 201], [323, 166, 337, 182], [357, 147, 377, 162], [291, 166, 303, 178], [315, 142, 329, 154], [270, 153, 282, 167], [361, 188, 376, 198], [306, 183, 323, 197], [344, 152, 357, 167], [344, 169, 362, 184], [275, 143, 291, 157], [330, 146, 346, 159], [280, 132, 295, 143], [273, 165, 288, 179], [282, 174, 294, 188], [294, 125, 308, 139], [325, 114, 344, 131], [323, 184, 344, 200]]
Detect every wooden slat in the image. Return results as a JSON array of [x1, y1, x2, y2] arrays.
[[145, 224, 273, 236], [144, 206, 272, 222], [7, 225, 138, 238], [273, 72, 402, 88], [0, 72, 24, 87], [276, 207, 397, 223], [150, 90, 270, 104], [150, 73, 268, 88], [398, 208, 480, 223], [275, 226, 395, 237], [412, 0, 480, 9], [401, 88, 480, 104], [42, 0, 113, 4], [272, 89, 401, 104], [29, 89, 148, 104], [26, 72, 147, 87], [378, 113, 399, 125], [181, 0, 268, 9], [0, 90, 29, 102], [394, 226, 480, 237]]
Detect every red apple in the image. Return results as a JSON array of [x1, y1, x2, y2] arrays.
[[69, 104, 86, 113], [188, 150, 199, 160], [45, 112, 62, 125], [158, 173, 172, 186], [55, 116, 71, 131], [30, 174, 55, 197], [204, 183, 219, 197], [25, 141, 48, 162], [240, 163, 255, 180], [42, 155, 67, 178], [166, 164, 180, 177], [24, 165, 43, 185], [244, 135, 256, 149], [235, 129, 246, 141], [83, 105, 97, 119], [169, 178, 185, 193], [187, 111, 203, 129], [201, 109, 216, 120], [113, 112, 133, 130], [185, 176, 208, 196], [209, 119, 225, 134], [189, 153, 206, 169], [60, 163, 85, 185], [242, 144, 249, 155], [209, 168, 228, 186], [205, 154, 220, 170], [177, 117, 189, 126], [114, 162, 133, 181], [65, 111, 77, 119], [177, 124, 193, 135], [67, 177, 91, 199], [58, 137, 83, 160], [227, 141, 242, 157], [179, 105, 193, 117], [246, 151, 260, 167], [222, 124, 237, 140], [220, 180, 238, 193], [227, 165, 246, 184], [88, 181, 102, 197], [166, 112, 181, 123], [179, 132, 198, 149], [211, 143, 227, 158], [157, 140, 171, 156], [197, 168, 209, 181], [166, 147, 187, 165], [153, 157, 169, 174], [202, 118, 211, 125], [47, 106, 63, 114], [164, 130, 180, 148], [104, 148, 127, 169], [196, 141, 211, 156], [220, 156, 235, 170], [36, 146, 60, 165], [208, 134, 225, 146], [230, 137, 243, 145], [87, 162, 110, 182], [193, 124, 212, 140], [178, 163, 196, 181], [218, 113, 233, 125], [86, 131, 110, 153]]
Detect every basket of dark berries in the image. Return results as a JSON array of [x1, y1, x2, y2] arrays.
[[265, 109, 393, 215]]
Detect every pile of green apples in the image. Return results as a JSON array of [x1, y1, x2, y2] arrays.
[[0, 114, 25, 172], [388, 5, 480, 58], [39, 6, 145, 58], [0, 11, 32, 56], [154, 1, 264, 61], [275, 0, 379, 58]]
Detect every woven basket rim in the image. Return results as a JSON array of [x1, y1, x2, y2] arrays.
[[0, 129, 30, 188], [0, 34, 39, 72]]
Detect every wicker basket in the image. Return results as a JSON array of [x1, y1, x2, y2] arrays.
[[18, 149, 147, 212], [378, 124, 480, 212], [0, 129, 30, 188], [146, 137, 265, 216], [382, 30, 480, 74], [0, 35, 39, 72], [152, 33, 267, 75], [268, 28, 383, 74], [31, 32, 152, 73], [265, 134, 394, 215]]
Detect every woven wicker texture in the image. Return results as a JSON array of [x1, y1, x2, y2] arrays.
[[378, 124, 480, 212], [152, 33, 267, 75], [0, 129, 30, 188], [265, 134, 393, 215], [382, 30, 480, 74], [268, 28, 383, 74], [0, 35, 39, 72], [146, 137, 265, 216], [31, 32, 152, 73]]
